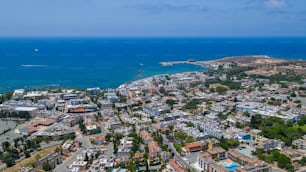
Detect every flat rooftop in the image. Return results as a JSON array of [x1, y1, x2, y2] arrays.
[[233, 145, 254, 159]]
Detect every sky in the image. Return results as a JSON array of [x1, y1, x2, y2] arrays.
[[1, 0, 306, 37]]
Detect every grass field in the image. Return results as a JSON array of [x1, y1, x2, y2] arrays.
[[292, 124, 306, 132], [2, 145, 59, 172]]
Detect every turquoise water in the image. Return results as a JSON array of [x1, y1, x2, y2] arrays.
[[0, 38, 306, 92], [221, 162, 239, 171], [244, 138, 253, 143]]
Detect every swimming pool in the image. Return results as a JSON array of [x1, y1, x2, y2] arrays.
[[221, 162, 239, 171]]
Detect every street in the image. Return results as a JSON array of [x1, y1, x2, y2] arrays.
[[54, 122, 111, 172], [161, 134, 198, 171]]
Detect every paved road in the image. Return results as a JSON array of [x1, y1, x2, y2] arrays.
[[54, 147, 84, 172], [54, 123, 111, 172], [161, 134, 197, 171], [54, 134, 91, 172], [139, 164, 162, 171], [40, 141, 62, 149]]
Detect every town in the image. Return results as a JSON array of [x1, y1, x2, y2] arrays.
[[0, 56, 305, 172]]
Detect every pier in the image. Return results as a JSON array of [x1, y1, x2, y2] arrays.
[[160, 60, 214, 69]]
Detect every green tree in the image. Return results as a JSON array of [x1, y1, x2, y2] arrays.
[[186, 122, 194, 128], [24, 150, 30, 158], [166, 99, 175, 110], [184, 99, 201, 109], [159, 86, 166, 94], [215, 86, 228, 94], [43, 163, 52, 171], [2, 152, 15, 167], [105, 133, 112, 142], [2, 141, 11, 151], [299, 157, 306, 165]]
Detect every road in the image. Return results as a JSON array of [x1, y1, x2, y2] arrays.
[[161, 134, 197, 171], [54, 122, 111, 172], [139, 164, 162, 171]]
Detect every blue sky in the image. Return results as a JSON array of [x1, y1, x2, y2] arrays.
[[1, 0, 306, 37]]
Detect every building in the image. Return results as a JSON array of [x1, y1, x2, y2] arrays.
[[143, 103, 170, 117], [134, 152, 144, 163], [33, 123, 76, 141], [99, 99, 113, 110], [228, 149, 271, 172], [161, 151, 172, 161], [91, 135, 105, 145], [206, 147, 227, 160], [71, 161, 88, 171], [169, 158, 188, 172], [35, 152, 62, 170], [183, 141, 202, 153], [140, 130, 154, 143], [61, 140, 75, 155], [148, 141, 161, 155], [292, 138, 306, 150], [198, 153, 228, 172]]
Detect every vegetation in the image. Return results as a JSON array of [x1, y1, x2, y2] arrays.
[[113, 133, 124, 154], [218, 137, 240, 150], [226, 66, 255, 79], [184, 99, 201, 109], [250, 73, 303, 84], [159, 86, 166, 94], [186, 121, 194, 128], [119, 95, 127, 103], [207, 79, 241, 90], [43, 163, 52, 171], [215, 86, 228, 94], [166, 99, 175, 109], [78, 118, 86, 133], [0, 91, 13, 104], [2, 144, 59, 172], [173, 131, 195, 144], [298, 156, 306, 165], [251, 115, 306, 145], [174, 143, 183, 154], [254, 149, 294, 172]]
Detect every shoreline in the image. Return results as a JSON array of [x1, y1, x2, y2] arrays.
[[1, 55, 305, 93]]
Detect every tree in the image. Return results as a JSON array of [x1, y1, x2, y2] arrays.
[[128, 161, 136, 171], [43, 163, 52, 171], [2, 152, 15, 167], [166, 99, 175, 110], [159, 86, 166, 94], [186, 122, 194, 128], [184, 99, 201, 109], [105, 133, 112, 142], [24, 150, 30, 158], [215, 86, 228, 94], [2, 141, 11, 151], [299, 156, 306, 165], [120, 95, 127, 103], [250, 114, 262, 128]]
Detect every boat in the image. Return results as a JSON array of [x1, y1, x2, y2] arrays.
[[187, 59, 196, 63]]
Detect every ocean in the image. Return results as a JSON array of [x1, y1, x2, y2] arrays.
[[0, 37, 306, 92]]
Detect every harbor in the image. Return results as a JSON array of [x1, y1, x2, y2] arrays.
[[160, 59, 217, 69]]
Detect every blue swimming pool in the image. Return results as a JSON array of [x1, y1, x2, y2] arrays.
[[221, 162, 239, 171]]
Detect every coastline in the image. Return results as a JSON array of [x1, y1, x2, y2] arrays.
[[1, 55, 306, 93]]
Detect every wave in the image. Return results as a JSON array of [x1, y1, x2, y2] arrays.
[[21, 64, 47, 67]]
